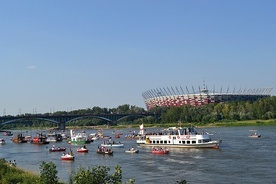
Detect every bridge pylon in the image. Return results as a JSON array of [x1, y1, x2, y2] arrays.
[[59, 122, 66, 131]]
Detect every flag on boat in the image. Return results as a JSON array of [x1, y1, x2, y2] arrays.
[[139, 123, 145, 135]]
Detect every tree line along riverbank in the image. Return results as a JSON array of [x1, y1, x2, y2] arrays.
[[2, 96, 276, 130]]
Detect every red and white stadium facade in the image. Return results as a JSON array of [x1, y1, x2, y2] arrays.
[[142, 86, 273, 110]]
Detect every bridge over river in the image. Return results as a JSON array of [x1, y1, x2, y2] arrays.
[[0, 113, 159, 130]]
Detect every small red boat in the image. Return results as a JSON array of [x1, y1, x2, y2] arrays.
[[114, 134, 120, 138], [61, 153, 74, 160], [77, 146, 89, 153], [61, 149, 74, 160], [152, 148, 169, 154]]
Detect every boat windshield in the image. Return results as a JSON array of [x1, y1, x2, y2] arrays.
[[178, 127, 197, 135]]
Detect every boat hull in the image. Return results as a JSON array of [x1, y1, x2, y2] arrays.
[[68, 140, 91, 144], [139, 141, 220, 149], [49, 148, 66, 152], [125, 150, 139, 153], [152, 150, 169, 154], [101, 144, 124, 148], [30, 141, 50, 144], [77, 149, 89, 153], [61, 156, 74, 160], [249, 135, 261, 138], [97, 150, 113, 155], [13, 140, 28, 143]]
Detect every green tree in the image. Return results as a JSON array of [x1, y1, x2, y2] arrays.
[[39, 161, 59, 184], [71, 165, 136, 184]]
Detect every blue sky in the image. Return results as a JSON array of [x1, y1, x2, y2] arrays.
[[0, 1, 275, 115]]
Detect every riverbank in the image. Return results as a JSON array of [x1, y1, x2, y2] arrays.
[[108, 119, 276, 129], [0, 158, 41, 183], [4, 119, 276, 131]]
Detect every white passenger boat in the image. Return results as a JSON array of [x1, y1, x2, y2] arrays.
[[137, 126, 220, 149]]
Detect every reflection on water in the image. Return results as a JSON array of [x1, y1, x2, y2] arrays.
[[0, 126, 276, 183]]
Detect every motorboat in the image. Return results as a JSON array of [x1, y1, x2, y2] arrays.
[[49, 146, 66, 152], [249, 131, 261, 138], [114, 134, 120, 138], [89, 133, 99, 141], [101, 140, 124, 148], [248, 130, 261, 138], [152, 147, 169, 154], [3, 131, 13, 136], [137, 124, 220, 149], [61, 153, 74, 160], [97, 147, 113, 155], [77, 146, 89, 153], [125, 148, 139, 153], [0, 138, 5, 145]]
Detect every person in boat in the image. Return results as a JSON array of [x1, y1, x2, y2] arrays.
[[12, 160, 17, 167], [52, 145, 55, 150], [83, 145, 86, 149]]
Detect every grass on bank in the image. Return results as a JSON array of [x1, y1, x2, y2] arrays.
[[0, 158, 41, 184]]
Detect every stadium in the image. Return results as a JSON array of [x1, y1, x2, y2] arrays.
[[142, 85, 273, 110]]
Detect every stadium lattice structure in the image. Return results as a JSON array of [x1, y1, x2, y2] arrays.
[[142, 85, 273, 110]]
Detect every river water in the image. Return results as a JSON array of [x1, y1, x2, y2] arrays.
[[0, 126, 275, 184]]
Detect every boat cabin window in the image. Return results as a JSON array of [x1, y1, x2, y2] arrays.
[[164, 140, 167, 144], [187, 141, 190, 144], [182, 141, 185, 144], [160, 140, 163, 144], [156, 141, 159, 144], [198, 140, 202, 143], [203, 139, 210, 143], [192, 141, 196, 144]]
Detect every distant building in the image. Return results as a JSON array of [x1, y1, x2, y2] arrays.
[[142, 85, 273, 110]]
